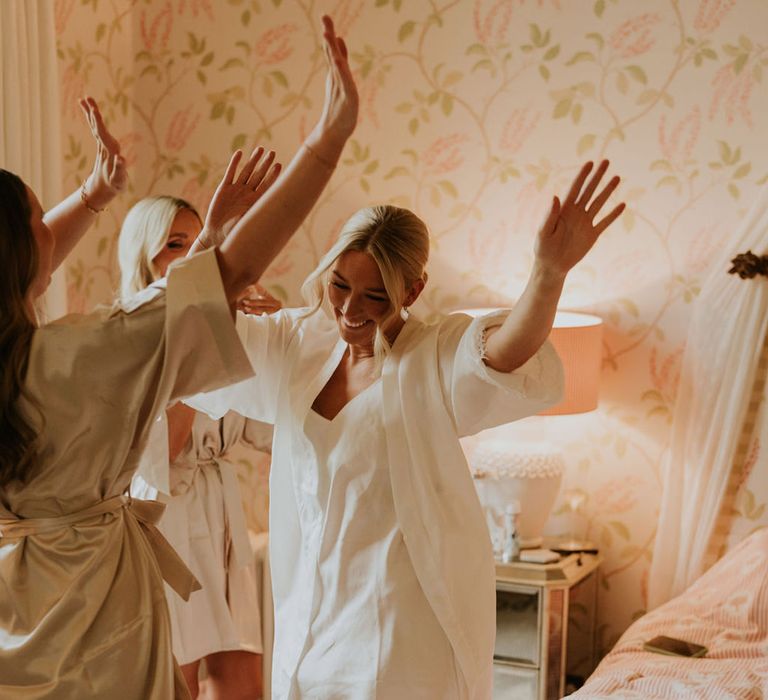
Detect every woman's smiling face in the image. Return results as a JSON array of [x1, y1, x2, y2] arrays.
[[327, 250, 394, 346]]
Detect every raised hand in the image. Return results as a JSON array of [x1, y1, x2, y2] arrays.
[[200, 146, 282, 248], [80, 97, 127, 210], [237, 283, 283, 316], [306, 15, 359, 159], [535, 160, 625, 277], [214, 15, 359, 303]]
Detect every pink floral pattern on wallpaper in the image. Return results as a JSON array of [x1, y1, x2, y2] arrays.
[[115, 132, 143, 169], [642, 346, 684, 422], [710, 63, 757, 127], [421, 134, 470, 175], [684, 224, 721, 275], [499, 108, 540, 154], [165, 109, 201, 152], [329, 0, 364, 37], [658, 106, 701, 166], [473, 0, 513, 43], [55, 0, 768, 654], [609, 14, 661, 58], [254, 24, 298, 65], [140, 3, 174, 53], [694, 0, 737, 33], [590, 476, 646, 516], [54, 0, 76, 36]]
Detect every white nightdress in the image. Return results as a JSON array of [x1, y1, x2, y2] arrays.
[[132, 411, 272, 664], [0, 249, 253, 700], [294, 385, 464, 698], [188, 307, 564, 699]]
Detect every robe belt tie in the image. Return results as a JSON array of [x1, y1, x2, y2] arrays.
[[0, 495, 201, 601]]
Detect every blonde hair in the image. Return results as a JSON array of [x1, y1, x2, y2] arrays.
[[118, 196, 200, 299], [301, 205, 430, 362]]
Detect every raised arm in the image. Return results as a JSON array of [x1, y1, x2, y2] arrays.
[[215, 15, 358, 303], [484, 160, 625, 372], [44, 97, 127, 270]]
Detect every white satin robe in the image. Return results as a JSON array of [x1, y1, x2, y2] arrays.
[[189, 307, 563, 699], [0, 250, 253, 699], [132, 410, 272, 664]]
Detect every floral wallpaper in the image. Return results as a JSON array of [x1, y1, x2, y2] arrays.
[[55, 0, 768, 658]]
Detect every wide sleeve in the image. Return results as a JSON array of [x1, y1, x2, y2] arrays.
[[184, 308, 303, 423], [122, 249, 253, 467], [159, 248, 254, 400], [23, 248, 254, 498], [438, 311, 564, 437]]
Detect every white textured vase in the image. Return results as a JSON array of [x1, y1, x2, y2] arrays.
[[472, 441, 564, 549]]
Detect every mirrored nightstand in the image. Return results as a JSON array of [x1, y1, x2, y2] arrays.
[[493, 547, 602, 700]]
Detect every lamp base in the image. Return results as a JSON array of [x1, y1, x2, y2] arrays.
[[550, 539, 598, 555]]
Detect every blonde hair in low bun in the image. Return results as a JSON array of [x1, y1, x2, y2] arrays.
[[301, 205, 429, 363]]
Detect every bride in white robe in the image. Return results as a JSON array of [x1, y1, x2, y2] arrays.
[[190, 162, 626, 699]]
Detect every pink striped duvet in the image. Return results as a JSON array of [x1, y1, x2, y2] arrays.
[[566, 528, 768, 699]]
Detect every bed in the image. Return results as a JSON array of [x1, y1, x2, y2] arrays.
[[565, 527, 768, 699]]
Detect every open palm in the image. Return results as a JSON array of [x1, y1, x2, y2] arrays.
[[535, 160, 625, 276], [205, 146, 281, 240]]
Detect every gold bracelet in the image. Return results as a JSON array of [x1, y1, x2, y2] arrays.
[[80, 180, 106, 214], [302, 142, 337, 172]]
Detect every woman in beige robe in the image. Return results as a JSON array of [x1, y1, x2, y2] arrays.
[[0, 16, 358, 700]]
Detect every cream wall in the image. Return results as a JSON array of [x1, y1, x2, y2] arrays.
[[55, 0, 768, 653]]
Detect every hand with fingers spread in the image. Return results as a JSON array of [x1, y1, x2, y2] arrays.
[[483, 160, 625, 373], [79, 97, 127, 212], [535, 160, 625, 278], [197, 146, 282, 251]]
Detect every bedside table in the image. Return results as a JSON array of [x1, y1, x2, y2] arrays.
[[493, 547, 602, 700]]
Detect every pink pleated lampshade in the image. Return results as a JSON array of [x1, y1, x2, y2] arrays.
[[540, 311, 603, 415], [454, 308, 603, 416]]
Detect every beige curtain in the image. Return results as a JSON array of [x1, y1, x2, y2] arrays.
[[0, 0, 66, 319], [648, 192, 768, 608]]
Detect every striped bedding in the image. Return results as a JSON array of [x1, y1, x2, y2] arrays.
[[566, 527, 768, 699]]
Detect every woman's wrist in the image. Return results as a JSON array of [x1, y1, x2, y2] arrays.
[[195, 226, 222, 250], [531, 259, 568, 288], [302, 141, 337, 172], [80, 175, 116, 213], [303, 127, 347, 171]]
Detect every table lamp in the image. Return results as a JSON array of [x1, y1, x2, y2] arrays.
[[457, 309, 603, 554]]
